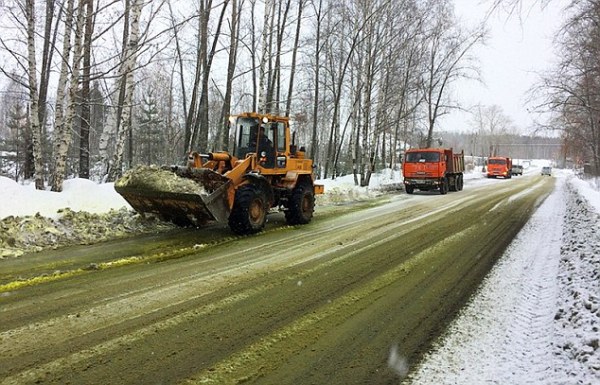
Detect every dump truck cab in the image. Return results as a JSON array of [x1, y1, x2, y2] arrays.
[[403, 148, 465, 195], [487, 156, 512, 179]]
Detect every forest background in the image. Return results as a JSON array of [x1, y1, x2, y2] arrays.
[[0, 0, 597, 192]]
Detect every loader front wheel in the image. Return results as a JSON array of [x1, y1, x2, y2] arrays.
[[228, 185, 267, 235], [285, 184, 314, 225]]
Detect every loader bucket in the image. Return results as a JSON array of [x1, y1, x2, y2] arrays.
[[114, 166, 231, 226]]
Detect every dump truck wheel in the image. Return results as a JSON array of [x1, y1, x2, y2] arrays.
[[457, 175, 464, 191], [405, 185, 414, 194], [228, 185, 267, 235], [285, 184, 314, 225], [449, 176, 458, 192], [440, 178, 449, 195]]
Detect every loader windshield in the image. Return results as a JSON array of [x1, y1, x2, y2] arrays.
[[234, 117, 261, 159]]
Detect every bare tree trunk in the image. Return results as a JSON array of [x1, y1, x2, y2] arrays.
[[249, 0, 257, 111], [25, 0, 44, 189], [107, 0, 144, 181], [219, 0, 241, 150], [79, 0, 94, 179], [37, 0, 63, 167], [285, 0, 303, 117], [99, 0, 130, 176], [195, 0, 229, 151], [267, 0, 290, 114], [169, 0, 188, 155], [310, 0, 322, 162], [50, 0, 76, 192], [258, 0, 272, 113]]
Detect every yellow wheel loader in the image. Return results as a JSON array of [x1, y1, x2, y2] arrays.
[[114, 112, 324, 235]]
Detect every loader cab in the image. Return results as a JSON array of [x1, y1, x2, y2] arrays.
[[232, 115, 288, 168]]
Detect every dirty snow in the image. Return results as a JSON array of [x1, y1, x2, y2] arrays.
[[0, 163, 599, 384]]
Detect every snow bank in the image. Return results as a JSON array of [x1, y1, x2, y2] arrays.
[[0, 176, 130, 220]]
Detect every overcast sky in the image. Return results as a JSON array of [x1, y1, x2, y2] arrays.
[[442, 0, 567, 135]]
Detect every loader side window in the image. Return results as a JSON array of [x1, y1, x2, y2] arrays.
[[234, 117, 261, 158], [276, 122, 285, 152]]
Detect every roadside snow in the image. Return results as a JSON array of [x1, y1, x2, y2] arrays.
[[404, 172, 600, 385], [0, 176, 129, 219]]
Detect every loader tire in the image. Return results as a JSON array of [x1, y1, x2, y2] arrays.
[[228, 185, 267, 235], [285, 184, 314, 225]]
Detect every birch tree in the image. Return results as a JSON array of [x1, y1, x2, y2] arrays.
[[309, 0, 323, 161], [218, 0, 242, 150], [25, 0, 44, 189], [79, 0, 95, 178], [257, 0, 273, 113], [183, 0, 230, 153], [106, 0, 144, 181], [50, 0, 78, 192], [285, 0, 304, 117]]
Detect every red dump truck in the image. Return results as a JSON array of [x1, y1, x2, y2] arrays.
[[403, 148, 465, 194], [487, 156, 512, 179]]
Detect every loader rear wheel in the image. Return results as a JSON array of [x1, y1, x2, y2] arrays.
[[285, 184, 314, 225], [228, 185, 267, 235]]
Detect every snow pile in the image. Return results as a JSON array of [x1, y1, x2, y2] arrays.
[[0, 176, 175, 258], [0, 176, 130, 219], [0, 208, 174, 258], [553, 182, 600, 382], [115, 165, 207, 194], [570, 176, 600, 214]]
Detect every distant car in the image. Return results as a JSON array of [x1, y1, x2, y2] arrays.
[[541, 166, 552, 176], [511, 164, 523, 176]]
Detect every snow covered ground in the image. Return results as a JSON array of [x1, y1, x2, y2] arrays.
[[404, 171, 600, 385], [0, 163, 599, 384]]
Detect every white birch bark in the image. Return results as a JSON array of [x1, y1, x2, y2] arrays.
[[98, 102, 118, 178], [50, 0, 77, 192], [107, 0, 144, 181], [257, 0, 272, 113], [25, 0, 44, 190]]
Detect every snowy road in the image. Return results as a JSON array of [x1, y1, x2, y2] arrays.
[[0, 173, 554, 385], [1, 170, 598, 384], [405, 174, 600, 385]]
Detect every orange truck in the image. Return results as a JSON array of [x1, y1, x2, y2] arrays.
[[403, 148, 465, 194], [487, 156, 513, 179]]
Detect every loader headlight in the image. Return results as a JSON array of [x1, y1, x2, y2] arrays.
[[277, 156, 286, 167]]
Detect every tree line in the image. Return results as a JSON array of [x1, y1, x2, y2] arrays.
[[0, 0, 594, 193]]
